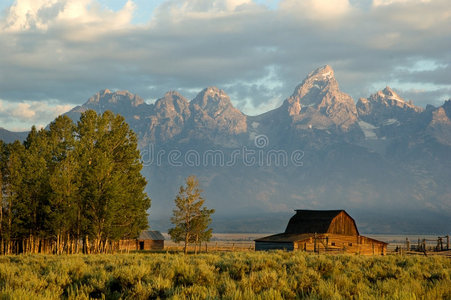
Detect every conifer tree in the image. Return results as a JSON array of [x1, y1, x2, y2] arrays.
[[20, 127, 51, 253], [169, 175, 215, 254], [2, 141, 25, 254]]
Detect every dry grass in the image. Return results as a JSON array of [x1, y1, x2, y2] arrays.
[[0, 251, 450, 299]]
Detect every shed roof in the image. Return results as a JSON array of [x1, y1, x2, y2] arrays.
[[255, 233, 314, 243], [285, 209, 355, 234], [138, 230, 165, 241]]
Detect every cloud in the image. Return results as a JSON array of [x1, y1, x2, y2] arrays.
[[4, 0, 136, 31], [12, 103, 36, 119], [0, 99, 74, 130], [372, 0, 431, 7], [396, 87, 451, 107], [0, 0, 450, 130], [279, 0, 352, 19]]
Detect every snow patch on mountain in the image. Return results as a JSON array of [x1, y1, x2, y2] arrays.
[[358, 121, 378, 140], [382, 118, 400, 126]]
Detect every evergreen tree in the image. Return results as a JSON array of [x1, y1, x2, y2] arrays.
[[2, 141, 25, 254], [20, 126, 51, 253], [169, 175, 215, 254]]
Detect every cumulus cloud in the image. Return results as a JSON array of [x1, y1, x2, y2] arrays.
[[0, 0, 450, 130], [4, 0, 135, 32], [372, 0, 431, 7], [0, 99, 74, 130], [279, 0, 352, 19]]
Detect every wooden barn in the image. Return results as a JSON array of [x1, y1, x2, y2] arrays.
[[119, 230, 165, 251], [255, 210, 387, 255]]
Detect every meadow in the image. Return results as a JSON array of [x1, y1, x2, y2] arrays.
[[0, 251, 450, 300]]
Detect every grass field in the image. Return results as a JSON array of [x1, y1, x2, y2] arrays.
[[0, 251, 450, 299]]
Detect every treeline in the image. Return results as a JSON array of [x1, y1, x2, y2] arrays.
[[0, 110, 150, 254]]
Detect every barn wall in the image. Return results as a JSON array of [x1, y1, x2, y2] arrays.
[[143, 240, 164, 250], [255, 242, 294, 251], [327, 212, 358, 236], [295, 234, 386, 255], [119, 240, 164, 251], [118, 240, 138, 251]]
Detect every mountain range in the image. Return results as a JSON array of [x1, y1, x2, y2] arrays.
[[4, 65, 451, 234]]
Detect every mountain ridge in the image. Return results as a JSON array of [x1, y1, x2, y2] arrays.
[[2, 66, 450, 234]]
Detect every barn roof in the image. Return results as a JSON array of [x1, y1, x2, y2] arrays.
[[138, 230, 165, 241], [284, 209, 355, 234]]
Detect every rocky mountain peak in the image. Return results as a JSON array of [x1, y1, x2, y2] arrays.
[[443, 99, 451, 118], [431, 107, 450, 124], [427, 104, 451, 146], [281, 65, 357, 131], [357, 87, 423, 126], [374, 86, 417, 109], [191, 87, 232, 111], [380, 86, 400, 99], [86, 89, 144, 108], [430, 100, 451, 126], [368, 86, 420, 111], [155, 91, 188, 107], [307, 64, 335, 79], [154, 91, 190, 118], [144, 91, 191, 143], [290, 65, 338, 105], [189, 87, 247, 138]]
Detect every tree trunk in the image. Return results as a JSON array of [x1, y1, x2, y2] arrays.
[[56, 233, 60, 255], [76, 207, 81, 254], [8, 198, 12, 254], [184, 233, 189, 254], [67, 232, 71, 254], [0, 205, 2, 254], [84, 235, 90, 254], [195, 235, 199, 255]]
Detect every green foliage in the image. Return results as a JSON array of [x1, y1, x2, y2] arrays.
[[0, 111, 150, 254], [169, 175, 215, 254], [0, 252, 450, 299]]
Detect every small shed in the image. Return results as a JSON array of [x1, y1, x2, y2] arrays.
[[119, 230, 165, 251], [255, 210, 387, 255]]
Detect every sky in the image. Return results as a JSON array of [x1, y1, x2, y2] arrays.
[[0, 0, 450, 131]]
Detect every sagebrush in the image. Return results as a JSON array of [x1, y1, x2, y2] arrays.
[[0, 251, 450, 299]]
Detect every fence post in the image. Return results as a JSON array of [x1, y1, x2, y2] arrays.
[[447, 235, 450, 250], [314, 233, 317, 253]]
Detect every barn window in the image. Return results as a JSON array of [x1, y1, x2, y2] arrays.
[[331, 242, 335, 246], [348, 243, 353, 246]]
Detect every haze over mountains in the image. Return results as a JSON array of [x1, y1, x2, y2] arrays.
[[4, 65, 451, 234]]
